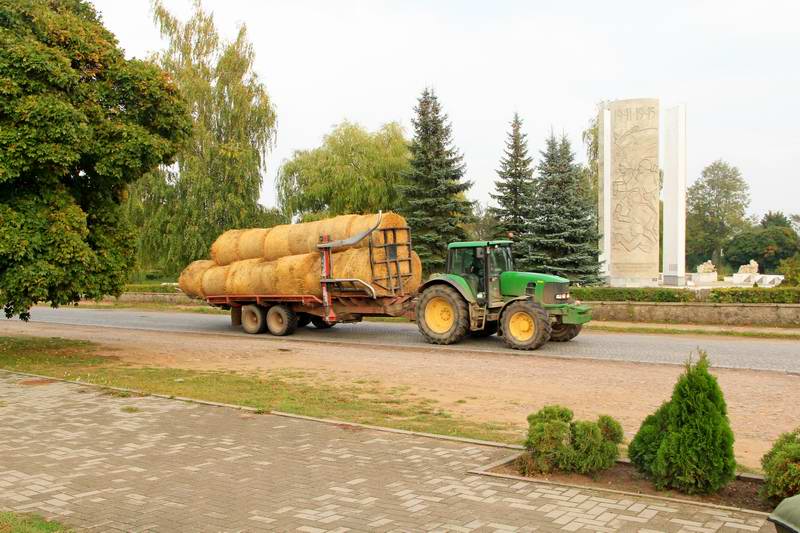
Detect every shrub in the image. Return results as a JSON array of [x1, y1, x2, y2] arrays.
[[570, 287, 695, 303], [629, 352, 736, 494], [778, 254, 800, 287], [761, 428, 800, 501], [523, 405, 622, 476], [708, 287, 800, 304]]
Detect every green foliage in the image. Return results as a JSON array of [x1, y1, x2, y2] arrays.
[[276, 121, 410, 219], [725, 225, 799, 273], [686, 160, 750, 269], [464, 202, 500, 241], [779, 254, 800, 287], [523, 405, 622, 476], [520, 135, 600, 283], [708, 287, 800, 304], [761, 427, 800, 501], [489, 113, 535, 251], [570, 287, 695, 303], [400, 88, 473, 272], [126, 1, 277, 275], [629, 353, 736, 494], [0, 0, 189, 319], [762, 211, 793, 228]]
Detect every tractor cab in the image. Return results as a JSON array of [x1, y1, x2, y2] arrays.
[[446, 240, 514, 306]]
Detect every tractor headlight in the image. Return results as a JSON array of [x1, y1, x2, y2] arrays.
[[555, 292, 570, 301]]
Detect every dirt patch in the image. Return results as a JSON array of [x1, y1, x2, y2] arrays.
[[18, 378, 57, 386], [494, 457, 772, 513]]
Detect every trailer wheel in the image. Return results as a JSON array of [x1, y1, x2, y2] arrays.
[[549, 323, 582, 342], [297, 313, 312, 328], [310, 316, 335, 329], [501, 300, 551, 350], [416, 284, 469, 345], [241, 305, 267, 334], [266, 305, 298, 336]]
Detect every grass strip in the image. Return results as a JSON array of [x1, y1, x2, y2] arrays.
[[0, 512, 72, 533], [586, 324, 800, 340], [0, 336, 519, 444]]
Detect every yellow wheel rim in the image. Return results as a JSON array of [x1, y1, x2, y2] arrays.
[[425, 296, 455, 334], [508, 311, 535, 342]]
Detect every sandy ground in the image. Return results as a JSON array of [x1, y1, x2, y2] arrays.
[[2, 320, 797, 469]]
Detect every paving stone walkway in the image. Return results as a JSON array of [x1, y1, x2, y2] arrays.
[[0, 371, 769, 532]]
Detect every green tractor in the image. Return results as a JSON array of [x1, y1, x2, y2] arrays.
[[415, 240, 591, 350]]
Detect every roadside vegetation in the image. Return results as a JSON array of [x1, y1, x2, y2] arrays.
[[0, 336, 517, 444], [0, 512, 71, 533]]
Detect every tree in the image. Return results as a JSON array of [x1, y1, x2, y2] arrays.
[[126, 0, 277, 275], [686, 160, 750, 268], [489, 113, 535, 247], [520, 134, 601, 283], [401, 88, 473, 272], [761, 210, 792, 228], [276, 121, 410, 220], [725, 225, 800, 273], [0, 0, 189, 319], [580, 115, 599, 206], [465, 203, 499, 241]]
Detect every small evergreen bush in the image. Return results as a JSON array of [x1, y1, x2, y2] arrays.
[[523, 405, 623, 476], [761, 428, 800, 501], [629, 352, 736, 494]]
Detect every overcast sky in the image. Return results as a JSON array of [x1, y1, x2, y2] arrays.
[[92, 0, 799, 217]]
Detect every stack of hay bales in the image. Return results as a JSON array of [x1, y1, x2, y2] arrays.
[[178, 213, 422, 299]]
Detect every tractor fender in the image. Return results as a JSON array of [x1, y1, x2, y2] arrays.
[[497, 295, 535, 322], [418, 277, 476, 304]]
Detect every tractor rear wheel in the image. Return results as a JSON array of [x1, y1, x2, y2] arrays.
[[416, 285, 469, 345], [266, 305, 298, 336], [549, 323, 582, 342], [501, 300, 551, 350], [241, 305, 267, 334], [310, 316, 335, 329]]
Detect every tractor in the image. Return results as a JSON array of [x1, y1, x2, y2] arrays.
[[415, 240, 591, 350]]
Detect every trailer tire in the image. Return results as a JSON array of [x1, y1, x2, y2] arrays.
[[297, 313, 312, 327], [501, 300, 551, 350], [266, 305, 298, 336], [549, 323, 582, 342], [241, 305, 267, 334], [416, 284, 469, 345], [310, 316, 335, 329]]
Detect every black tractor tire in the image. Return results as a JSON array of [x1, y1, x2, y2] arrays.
[[297, 313, 312, 328], [500, 300, 551, 350], [470, 320, 499, 337], [549, 323, 582, 342], [416, 284, 470, 345], [266, 305, 298, 336], [310, 316, 335, 329], [241, 304, 267, 334]]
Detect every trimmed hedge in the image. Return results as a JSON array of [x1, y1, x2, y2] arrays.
[[571, 286, 800, 304], [707, 288, 800, 304], [124, 283, 180, 294], [761, 427, 800, 501]]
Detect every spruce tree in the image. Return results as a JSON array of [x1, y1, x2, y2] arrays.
[[490, 113, 535, 252], [520, 134, 601, 283], [401, 88, 473, 272]]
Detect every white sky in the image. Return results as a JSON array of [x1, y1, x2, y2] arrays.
[[92, 0, 800, 217]]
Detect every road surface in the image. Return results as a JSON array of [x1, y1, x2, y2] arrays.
[[19, 306, 800, 373]]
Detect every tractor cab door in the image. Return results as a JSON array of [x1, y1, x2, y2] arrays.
[[487, 245, 513, 306], [448, 246, 486, 301]]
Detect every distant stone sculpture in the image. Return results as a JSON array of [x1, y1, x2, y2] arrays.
[[738, 260, 759, 274], [696, 260, 716, 274]]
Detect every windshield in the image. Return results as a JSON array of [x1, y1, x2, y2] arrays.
[[489, 245, 514, 274]]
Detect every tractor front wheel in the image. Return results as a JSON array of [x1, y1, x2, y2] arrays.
[[549, 323, 582, 342], [416, 285, 469, 345], [501, 301, 551, 350]]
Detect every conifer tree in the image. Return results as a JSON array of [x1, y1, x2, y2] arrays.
[[520, 134, 601, 283], [401, 88, 473, 271], [490, 113, 535, 251]]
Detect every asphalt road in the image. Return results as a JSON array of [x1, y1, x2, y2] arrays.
[[17, 306, 800, 373]]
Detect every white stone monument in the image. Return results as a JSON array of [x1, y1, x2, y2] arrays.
[[598, 99, 660, 286], [662, 103, 687, 286]]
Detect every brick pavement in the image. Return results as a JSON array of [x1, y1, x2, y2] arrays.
[[0, 371, 769, 532]]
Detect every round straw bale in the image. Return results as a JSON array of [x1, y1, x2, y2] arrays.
[[201, 264, 230, 296], [178, 259, 216, 298], [236, 229, 270, 262], [224, 258, 263, 294], [211, 229, 244, 266], [263, 224, 294, 261]]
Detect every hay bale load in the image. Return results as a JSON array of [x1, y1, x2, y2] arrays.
[[179, 212, 422, 299]]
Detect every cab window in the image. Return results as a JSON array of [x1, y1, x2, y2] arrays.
[[489, 246, 514, 274]]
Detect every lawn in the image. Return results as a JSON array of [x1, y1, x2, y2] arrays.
[[0, 512, 71, 532], [0, 336, 518, 444]]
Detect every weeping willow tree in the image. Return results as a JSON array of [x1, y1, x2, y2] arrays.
[[276, 121, 411, 221], [126, 0, 278, 275]]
